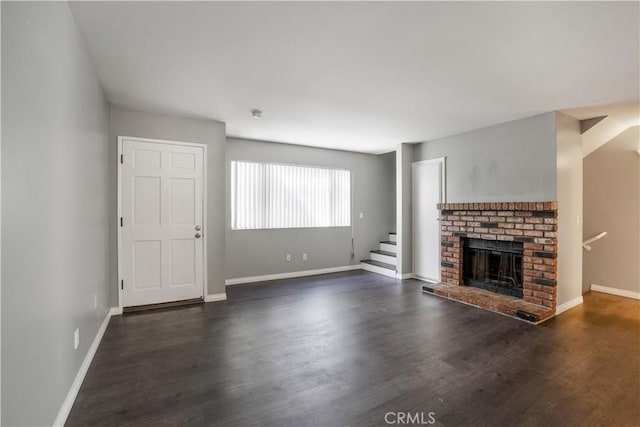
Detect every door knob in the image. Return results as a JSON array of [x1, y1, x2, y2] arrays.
[[195, 225, 201, 231], [195, 233, 202, 239]]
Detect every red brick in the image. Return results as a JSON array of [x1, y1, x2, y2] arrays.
[[524, 296, 543, 305], [524, 243, 544, 250], [515, 223, 534, 230], [534, 264, 556, 272], [497, 235, 515, 241], [534, 224, 555, 231], [534, 238, 556, 245]]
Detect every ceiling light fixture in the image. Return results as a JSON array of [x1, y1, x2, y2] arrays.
[[251, 109, 262, 119]]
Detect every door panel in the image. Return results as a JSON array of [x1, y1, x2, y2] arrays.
[[133, 148, 162, 169], [133, 240, 162, 290], [413, 159, 444, 282], [171, 151, 196, 170], [121, 138, 205, 307], [133, 177, 161, 225], [171, 239, 196, 287], [170, 178, 196, 224]]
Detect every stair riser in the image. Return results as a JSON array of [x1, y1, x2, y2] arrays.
[[361, 262, 397, 278], [388, 234, 397, 242], [370, 252, 397, 265], [379, 243, 396, 253]]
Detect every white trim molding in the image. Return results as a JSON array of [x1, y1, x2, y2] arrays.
[[591, 284, 640, 300], [555, 295, 584, 315], [396, 272, 415, 280], [53, 308, 116, 427], [413, 275, 438, 284], [205, 293, 227, 302], [226, 265, 361, 286]]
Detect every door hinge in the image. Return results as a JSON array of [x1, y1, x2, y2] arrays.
[[121, 280, 124, 290], [120, 154, 124, 164], [120, 217, 123, 227]]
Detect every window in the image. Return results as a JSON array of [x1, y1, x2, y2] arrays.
[[231, 161, 351, 230]]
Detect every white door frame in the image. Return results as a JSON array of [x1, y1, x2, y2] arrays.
[[117, 136, 208, 311], [412, 157, 446, 283]]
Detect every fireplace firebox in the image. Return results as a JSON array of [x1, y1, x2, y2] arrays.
[[463, 238, 524, 298]]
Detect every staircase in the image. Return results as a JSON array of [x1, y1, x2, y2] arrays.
[[361, 232, 397, 278]]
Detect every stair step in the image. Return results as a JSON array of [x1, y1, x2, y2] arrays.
[[371, 250, 396, 257], [361, 259, 396, 271], [379, 242, 396, 253], [380, 240, 396, 245]]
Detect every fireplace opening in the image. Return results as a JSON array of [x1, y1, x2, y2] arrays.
[[463, 238, 524, 298]]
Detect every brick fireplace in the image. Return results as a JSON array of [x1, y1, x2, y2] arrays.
[[427, 202, 558, 323]]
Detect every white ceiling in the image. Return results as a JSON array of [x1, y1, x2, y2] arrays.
[[69, 1, 639, 154]]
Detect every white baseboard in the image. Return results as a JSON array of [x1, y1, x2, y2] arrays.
[[109, 307, 123, 316], [591, 284, 640, 300], [555, 295, 584, 315], [225, 265, 361, 286], [413, 275, 439, 284], [396, 272, 414, 279], [53, 308, 115, 427], [205, 293, 227, 302]]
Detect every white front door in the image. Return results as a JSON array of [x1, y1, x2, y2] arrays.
[[413, 158, 445, 282], [120, 137, 205, 307]]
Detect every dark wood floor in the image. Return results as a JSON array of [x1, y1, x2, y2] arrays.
[[67, 271, 640, 426]]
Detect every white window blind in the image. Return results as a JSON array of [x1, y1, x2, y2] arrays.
[[231, 161, 351, 230]]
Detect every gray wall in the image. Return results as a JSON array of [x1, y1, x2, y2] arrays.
[[413, 112, 557, 202], [555, 112, 583, 307], [2, 2, 111, 425], [226, 138, 395, 279], [109, 106, 227, 297], [583, 126, 640, 294]]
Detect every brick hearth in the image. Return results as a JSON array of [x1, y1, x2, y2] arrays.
[[435, 201, 558, 322]]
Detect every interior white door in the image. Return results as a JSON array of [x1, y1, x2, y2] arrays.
[[120, 138, 205, 307], [413, 159, 444, 282]]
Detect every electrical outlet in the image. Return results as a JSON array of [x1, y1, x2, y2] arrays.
[[303, 253, 308, 261], [94, 294, 98, 310], [74, 328, 79, 350], [286, 254, 291, 262]]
